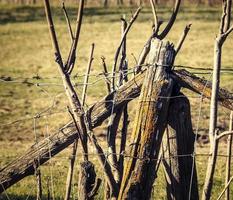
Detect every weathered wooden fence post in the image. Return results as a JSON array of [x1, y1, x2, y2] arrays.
[[162, 94, 199, 200], [118, 38, 175, 200]]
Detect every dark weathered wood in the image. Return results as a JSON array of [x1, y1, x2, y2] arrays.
[[118, 39, 175, 200], [78, 161, 101, 200], [1, 67, 233, 193], [173, 69, 233, 111], [162, 94, 199, 200]]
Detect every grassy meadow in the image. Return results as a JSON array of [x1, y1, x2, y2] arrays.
[[0, 3, 233, 199]]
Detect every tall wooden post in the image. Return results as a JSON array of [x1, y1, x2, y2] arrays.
[[162, 94, 199, 200], [118, 39, 175, 200]]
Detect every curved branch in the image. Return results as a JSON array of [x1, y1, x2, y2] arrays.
[[216, 130, 233, 141], [157, 0, 181, 40], [62, 1, 74, 42]]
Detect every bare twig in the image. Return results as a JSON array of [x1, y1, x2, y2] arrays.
[[175, 23, 192, 55], [118, 16, 128, 85], [81, 43, 95, 106], [108, 15, 128, 184], [44, 1, 118, 195], [216, 176, 233, 200], [157, 0, 181, 40], [111, 7, 141, 91], [216, 130, 233, 141], [101, 56, 111, 94], [44, 0, 88, 159], [67, 107, 85, 153], [219, 0, 228, 35], [62, 1, 74, 42], [136, 20, 163, 72], [66, 0, 85, 74], [222, 25, 233, 39], [150, 0, 158, 32], [65, 43, 94, 200], [118, 107, 129, 181], [118, 16, 129, 182], [43, 0, 64, 69], [223, 0, 232, 32]]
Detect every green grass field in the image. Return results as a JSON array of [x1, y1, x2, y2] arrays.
[[0, 3, 233, 199]]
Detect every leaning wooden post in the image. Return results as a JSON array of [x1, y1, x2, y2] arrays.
[[162, 94, 199, 200], [118, 39, 175, 200]]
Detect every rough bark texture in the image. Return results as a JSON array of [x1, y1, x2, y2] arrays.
[[78, 161, 101, 200], [173, 69, 233, 111], [1, 67, 233, 193], [162, 94, 199, 200], [118, 39, 175, 200]]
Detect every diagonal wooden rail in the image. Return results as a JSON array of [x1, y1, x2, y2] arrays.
[[0, 67, 233, 193]]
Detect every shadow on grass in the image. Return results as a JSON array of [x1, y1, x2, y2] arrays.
[[0, 5, 222, 25]]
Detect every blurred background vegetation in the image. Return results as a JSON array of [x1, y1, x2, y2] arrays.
[[0, 0, 227, 7]]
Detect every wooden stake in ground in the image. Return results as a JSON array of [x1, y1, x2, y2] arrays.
[[118, 39, 175, 200], [162, 94, 199, 200]]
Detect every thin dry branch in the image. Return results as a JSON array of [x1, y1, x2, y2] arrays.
[[65, 42, 94, 199], [216, 176, 233, 200], [216, 131, 233, 141], [107, 15, 128, 185], [81, 43, 95, 106], [117, 16, 129, 183], [150, 0, 158, 32], [44, 1, 118, 196], [64, 139, 78, 200], [222, 25, 233, 39], [111, 7, 141, 90], [223, 0, 232, 32], [66, 0, 85, 74], [157, 0, 181, 39], [44, 0, 88, 160], [175, 23, 192, 55], [43, 0, 64, 69], [101, 56, 111, 94], [62, 1, 74, 42]]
